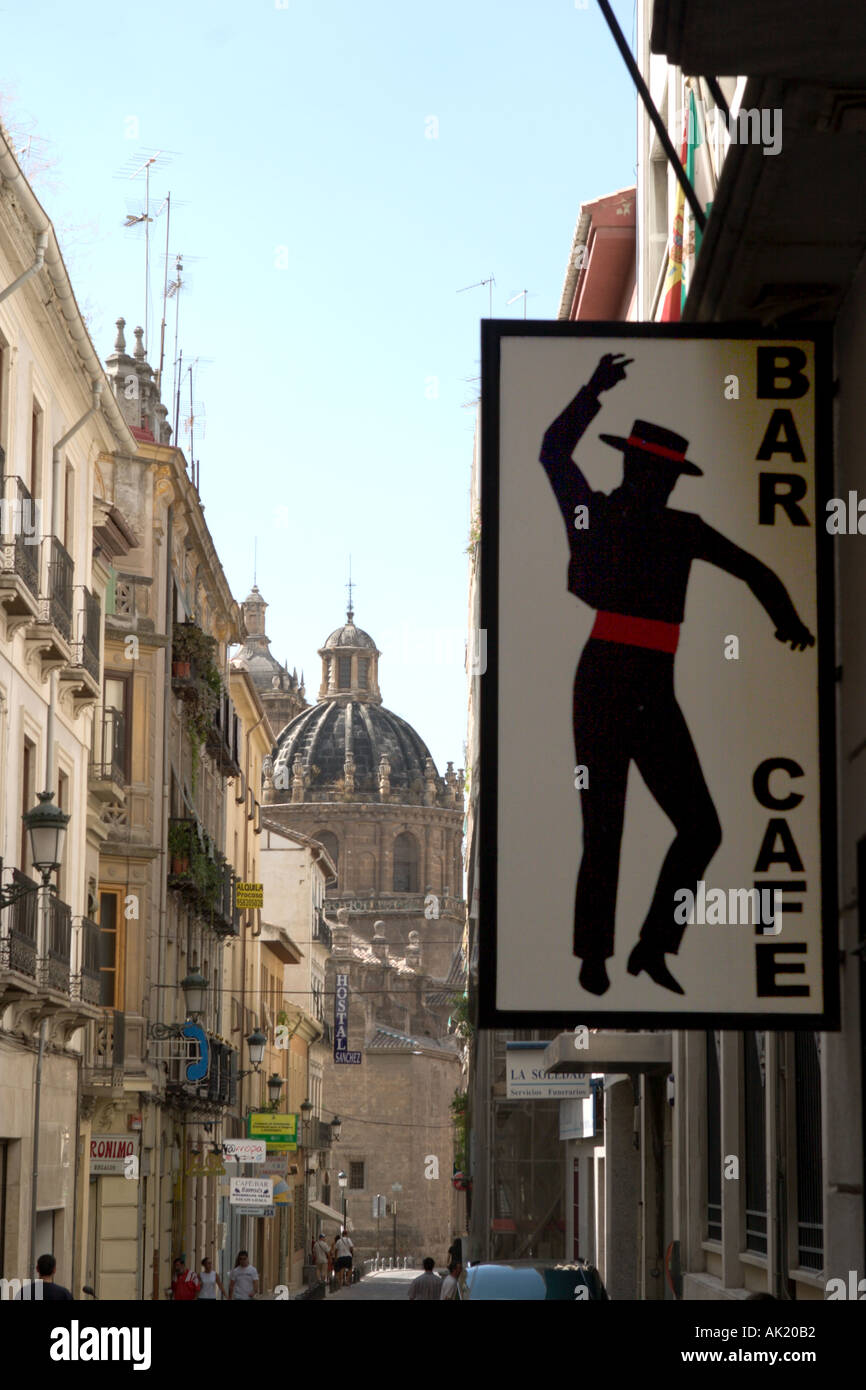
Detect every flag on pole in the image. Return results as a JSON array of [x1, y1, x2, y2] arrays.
[[682, 77, 717, 305], [657, 101, 689, 322]]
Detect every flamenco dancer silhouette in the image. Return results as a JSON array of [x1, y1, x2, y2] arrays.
[[540, 353, 815, 997]]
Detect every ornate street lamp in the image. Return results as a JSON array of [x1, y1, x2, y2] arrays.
[[0, 792, 70, 904], [246, 1028, 267, 1070], [338, 1169, 348, 1226], [181, 969, 208, 1019], [330, 1114, 342, 1143], [266, 1072, 284, 1110]]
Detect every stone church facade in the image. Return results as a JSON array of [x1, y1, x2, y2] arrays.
[[231, 594, 466, 1258]]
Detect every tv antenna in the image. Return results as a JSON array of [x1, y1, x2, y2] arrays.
[[114, 148, 179, 355], [457, 273, 495, 318], [506, 289, 533, 319]]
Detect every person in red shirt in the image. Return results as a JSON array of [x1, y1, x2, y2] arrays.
[[170, 1256, 200, 1301]]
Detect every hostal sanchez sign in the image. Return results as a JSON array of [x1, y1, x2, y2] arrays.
[[480, 322, 837, 1028]]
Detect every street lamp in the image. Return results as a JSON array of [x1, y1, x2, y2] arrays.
[[181, 969, 208, 1019], [246, 1028, 267, 1070], [338, 1169, 348, 1226], [391, 1182, 402, 1261], [266, 1072, 284, 1110], [0, 792, 70, 903], [330, 1115, 342, 1143]]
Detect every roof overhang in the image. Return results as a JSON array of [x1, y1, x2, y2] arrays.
[[651, 0, 866, 83], [682, 75, 866, 323], [543, 1031, 671, 1075]]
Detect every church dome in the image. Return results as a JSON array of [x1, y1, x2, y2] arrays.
[[269, 607, 451, 806]]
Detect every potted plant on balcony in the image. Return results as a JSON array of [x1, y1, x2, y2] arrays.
[[168, 820, 191, 875]]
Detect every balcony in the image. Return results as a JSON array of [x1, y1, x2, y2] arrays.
[[207, 686, 241, 778], [0, 471, 41, 636], [41, 895, 72, 995], [168, 817, 238, 933], [162, 1033, 237, 1111], [89, 706, 127, 805], [59, 588, 101, 710], [72, 915, 102, 1007], [23, 536, 74, 679], [82, 1009, 125, 1091], [542, 1030, 672, 1077], [0, 870, 39, 995], [312, 906, 332, 948]]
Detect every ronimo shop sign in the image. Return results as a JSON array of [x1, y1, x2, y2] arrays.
[[90, 1136, 138, 1174]]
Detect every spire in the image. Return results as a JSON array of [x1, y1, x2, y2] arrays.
[[133, 326, 146, 361], [114, 317, 126, 353], [346, 556, 354, 623]]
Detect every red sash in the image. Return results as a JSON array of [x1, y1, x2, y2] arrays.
[[590, 610, 680, 654]]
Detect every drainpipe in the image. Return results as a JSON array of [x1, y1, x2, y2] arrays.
[[29, 1002, 47, 1274], [238, 706, 266, 1127], [0, 230, 47, 304]]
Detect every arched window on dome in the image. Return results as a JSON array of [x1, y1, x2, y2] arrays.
[[315, 830, 339, 888], [338, 656, 351, 689], [393, 832, 419, 893], [358, 657, 369, 690]]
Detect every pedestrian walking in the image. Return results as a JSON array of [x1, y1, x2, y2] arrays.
[[333, 1228, 354, 1288], [408, 1257, 443, 1300], [313, 1233, 330, 1284], [540, 352, 815, 997], [197, 1256, 226, 1300], [440, 1260, 462, 1300], [228, 1250, 259, 1300], [169, 1256, 199, 1301], [14, 1253, 73, 1300]]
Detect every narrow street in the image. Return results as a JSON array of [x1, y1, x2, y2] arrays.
[[326, 1270, 418, 1302]]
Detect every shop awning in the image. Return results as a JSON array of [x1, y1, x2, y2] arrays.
[[309, 1199, 345, 1226]]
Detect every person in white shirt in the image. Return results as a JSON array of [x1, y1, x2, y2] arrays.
[[440, 1260, 462, 1300], [228, 1251, 259, 1300], [197, 1256, 226, 1300], [333, 1229, 354, 1288]]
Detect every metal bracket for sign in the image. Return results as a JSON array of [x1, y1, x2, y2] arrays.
[[596, 0, 707, 234]]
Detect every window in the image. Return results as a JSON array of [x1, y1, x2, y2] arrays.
[[29, 400, 43, 499], [743, 1032, 767, 1255], [63, 462, 74, 551], [349, 1161, 365, 1190], [338, 655, 351, 689], [705, 1031, 722, 1241], [794, 1033, 823, 1270], [103, 673, 131, 781], [97, 888, 124, 1008], [20, 737, 36, 872], [393, 832, 419, 893], [358, 658, 369, 690], [57, 771, 69, 902]]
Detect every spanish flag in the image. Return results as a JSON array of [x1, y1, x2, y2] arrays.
[[657, 103, 689, 322]]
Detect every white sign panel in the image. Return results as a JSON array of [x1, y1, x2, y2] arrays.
[[90, 1135, 139, 1174], [506, 1045, 591, 1099], [481, 323, 836, 1028], [560, 1096, 596, 1141], [229, 1176, 273, 1207], [223, 1140, 266, 1164]]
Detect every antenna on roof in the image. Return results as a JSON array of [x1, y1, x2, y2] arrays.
[[457, 273, 496, 318], [506, 289, 532, 320]]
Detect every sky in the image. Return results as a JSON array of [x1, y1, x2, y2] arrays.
[[1, 0, 636, 771]]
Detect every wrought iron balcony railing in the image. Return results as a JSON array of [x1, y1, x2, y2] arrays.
[[81, 587, 101, 681], [41, 894, 72, 993], [312, 906, 332, 947], [0, 869, 39, 978], [0, 473, 40, 598], [46, 536, 73, 640], [74, 915, 102, 1005]]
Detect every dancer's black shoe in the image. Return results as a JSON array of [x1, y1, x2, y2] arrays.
[[578, 958, 610, 995], [626, 941, 684, 995]]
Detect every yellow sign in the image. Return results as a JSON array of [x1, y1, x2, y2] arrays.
[[236, 882, 264, 909], [247, 1112, 298, 1149]]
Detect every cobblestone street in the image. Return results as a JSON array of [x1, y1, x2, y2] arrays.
[[326, 1270, 418, 1301]]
